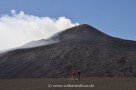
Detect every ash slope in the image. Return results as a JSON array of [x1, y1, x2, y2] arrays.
[[0, 24, 136, 79]]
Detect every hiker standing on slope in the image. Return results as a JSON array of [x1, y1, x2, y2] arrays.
[[72, 71, 76, 80], [77, 70, 80, 80]]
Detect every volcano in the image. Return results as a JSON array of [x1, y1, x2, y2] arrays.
[[0, 24, 136, 79]]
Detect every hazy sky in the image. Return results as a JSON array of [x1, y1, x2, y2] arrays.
[[0, 0, 136, 50]]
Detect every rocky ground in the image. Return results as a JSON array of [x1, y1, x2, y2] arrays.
[[0, 77, 136, 90]]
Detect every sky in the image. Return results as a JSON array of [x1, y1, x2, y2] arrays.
[[0, 0, 136, 50]]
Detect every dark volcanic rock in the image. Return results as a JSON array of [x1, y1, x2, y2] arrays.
[[0, 24, 136, 79]]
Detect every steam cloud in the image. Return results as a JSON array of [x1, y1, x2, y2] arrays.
[[0, 10, 78, 51]]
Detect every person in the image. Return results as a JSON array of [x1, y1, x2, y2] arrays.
[[72, 71, 76, 80], [77, 70, 80, 80]]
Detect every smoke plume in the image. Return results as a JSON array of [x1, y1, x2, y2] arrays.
[[0, 10, 78, 51]]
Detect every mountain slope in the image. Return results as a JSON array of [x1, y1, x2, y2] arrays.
[[0, 24, 136, 78]]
